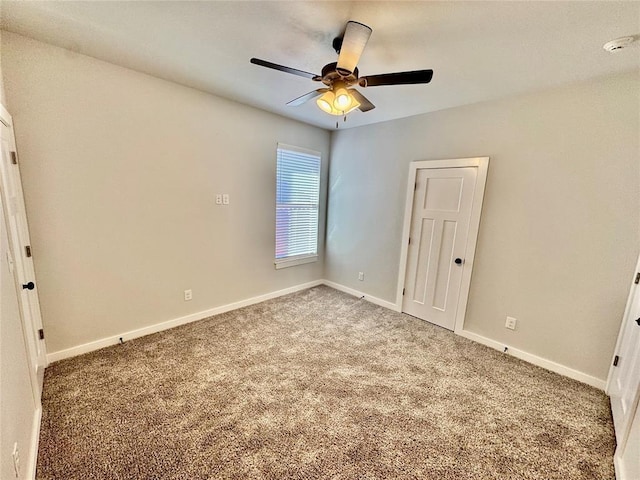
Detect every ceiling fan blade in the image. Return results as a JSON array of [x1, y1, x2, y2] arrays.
[[287, 89, 329, 107], [350, 89, 375, 112], [359, 69, 434, 87], [250, 58, 321, 80], [336, 21, 372, 76]]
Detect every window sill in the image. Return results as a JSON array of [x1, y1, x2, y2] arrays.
[[274, 255, 318, 270]]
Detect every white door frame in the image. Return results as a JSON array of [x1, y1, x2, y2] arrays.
[[396, 157, 489, 333]]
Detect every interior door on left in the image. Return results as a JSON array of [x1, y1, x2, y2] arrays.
[[608, 257, 640, 452], [0, 108, 47, 398]]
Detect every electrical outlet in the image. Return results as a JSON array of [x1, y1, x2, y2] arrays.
[[505, 316, 517, 330], [215, 194, 222, 205], [12, 442, 20, 478], [222, 194, 230, 205], [184, 289, 192, 301], [358, 272, 364, 281]]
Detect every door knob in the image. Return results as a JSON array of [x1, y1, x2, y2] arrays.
[[454, 258, 463, 265], [22, 281, 34, 290], [636, 317, 640, 326]]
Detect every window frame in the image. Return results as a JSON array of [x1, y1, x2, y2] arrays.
[[274, 143, 321, 270]]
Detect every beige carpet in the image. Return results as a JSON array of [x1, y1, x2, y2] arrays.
[[37, 286, 614, 479]]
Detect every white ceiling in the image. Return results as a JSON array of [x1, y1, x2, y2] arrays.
[[1, 1, 639, 131]]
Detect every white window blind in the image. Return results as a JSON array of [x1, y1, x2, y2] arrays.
[[275, 144, 321, 268]]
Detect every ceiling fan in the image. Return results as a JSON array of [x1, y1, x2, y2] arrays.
[[250, 21, 434, 118]]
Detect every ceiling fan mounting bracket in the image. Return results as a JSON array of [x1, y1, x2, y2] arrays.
[[332, 36, 343, 55]]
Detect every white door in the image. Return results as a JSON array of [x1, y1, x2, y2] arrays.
[[402, 166, 477, 330], [608, 256, 640, 452], [0, 107, 47, 398]]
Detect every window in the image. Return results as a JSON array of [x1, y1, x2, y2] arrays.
[[275, 143, 321, 269]]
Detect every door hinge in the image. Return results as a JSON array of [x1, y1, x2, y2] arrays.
[[38, 328, 44, 340], [613, 355, 620, 367], [25, 245, 32, 257], [414, 182, 417, 191], [408, 237, 411, 245], [635, 272, 640, 285], [402, 288, 405, 296], [10, 151, 17, 164]]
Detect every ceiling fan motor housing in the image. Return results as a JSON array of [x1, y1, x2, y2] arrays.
[[320, 62, 359, 87]]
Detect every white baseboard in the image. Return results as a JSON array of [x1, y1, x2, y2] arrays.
[[322, 280, 400, 312], [321, 281, 606, 390], [457, 329, 606, 390], [323, 281, 606, 390], [45, 279, 607, 392], [46, 280, 323, 363], [27, 406, 42, 479]]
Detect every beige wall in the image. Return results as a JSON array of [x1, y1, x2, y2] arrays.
[[0, 30, 5, 106], [2, 32, 330, 354], [326, 71, 640, 381]]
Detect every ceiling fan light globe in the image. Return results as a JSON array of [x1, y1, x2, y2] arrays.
[[317, 91, 336, 113], [317, 98, 333, 113], [344, 97, 361, 114], [335, 92, 352, 109], [332, 82, 352, 110]]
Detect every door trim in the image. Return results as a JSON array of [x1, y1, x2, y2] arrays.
[[395, 157, 489, 333]]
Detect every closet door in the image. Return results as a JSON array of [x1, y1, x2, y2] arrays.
[[607, 254, 640, 454], [0, 105, 47, 398], [402, 166, 476, 330]]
